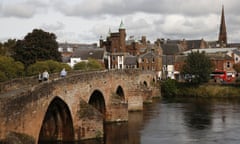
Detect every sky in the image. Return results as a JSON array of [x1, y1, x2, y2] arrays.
[[0, 0, 240, 44]]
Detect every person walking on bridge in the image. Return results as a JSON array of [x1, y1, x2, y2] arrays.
[[60, 68, 67, 78], [42, 70, 49, 81], [38, 72, 42, 82]]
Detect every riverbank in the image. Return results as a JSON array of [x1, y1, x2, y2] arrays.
[[178, 84, 240, 97], [161, 79, 240, 98]]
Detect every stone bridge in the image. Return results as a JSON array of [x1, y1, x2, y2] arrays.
[[0, 70, 160, 144]]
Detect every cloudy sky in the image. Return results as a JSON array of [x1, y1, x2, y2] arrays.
[[0, 0, 240, 44]]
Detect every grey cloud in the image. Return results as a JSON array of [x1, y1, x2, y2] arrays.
[[53, 0, 230, 18], [1, 0, 49, 18], [41, 22, 65, 31]]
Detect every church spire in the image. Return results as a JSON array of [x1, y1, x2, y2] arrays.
[[218, 5, 227, 46], [119, 20, 125, 29]]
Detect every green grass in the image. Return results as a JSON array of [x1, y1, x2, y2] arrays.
[[178, 84, 240, 98]]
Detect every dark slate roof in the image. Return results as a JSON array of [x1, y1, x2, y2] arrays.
[[139, 51, 157, 59], [166, 40, 181, 44], [162, 55, 175, 65], [72, 48, 104, 60], [59, 43, 98, 50], [232, 49, 240, 56], [124, 56, 137, 65], [161, 44, 182, 55], [209, 53, 233, 60], [185, 40, 202, 49], [228, 43, 240, 48]]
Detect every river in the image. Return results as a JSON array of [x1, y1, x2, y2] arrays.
[[80, 97, 240, 144]]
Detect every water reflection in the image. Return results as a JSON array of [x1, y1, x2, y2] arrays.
[[40, 98, 240, 144], [183, 98, 213, 130]]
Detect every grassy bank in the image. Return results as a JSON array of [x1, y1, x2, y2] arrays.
[[161, 79, 240, 98], [178, 84, 240, 97]]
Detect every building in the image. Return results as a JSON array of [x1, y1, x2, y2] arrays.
[[58, 43, 102, 67], [218, 5, 227, 47], [100, 21, 163, 72], [138, 51, 162, 79], [69, 48, 104, 68], [100, 21, 128, 69], [182, 48, 237, 76]]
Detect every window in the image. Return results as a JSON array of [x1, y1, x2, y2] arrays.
[[227, 61, 231, 68]]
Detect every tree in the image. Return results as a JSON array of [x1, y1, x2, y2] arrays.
[[181, 51, 213, 84], [13, 29, 62, 68], [74, 58, 104, 71], [0, 39, 16, 56], [27, 60, 71, 76], [0, 56, 24, 81]]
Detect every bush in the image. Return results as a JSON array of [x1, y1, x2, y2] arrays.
[[0, 56, 24, 81], [74, 58, 104, 71], [161, 79, 178, 97], [27, 60, 71, 76], [0, 71, 7, 82], [74, 61, 87, 70]]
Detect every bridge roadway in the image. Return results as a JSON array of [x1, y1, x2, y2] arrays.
[[0, 69, 160, 144]]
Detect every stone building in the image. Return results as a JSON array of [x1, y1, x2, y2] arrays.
[[99, 21, 162, 73], [99, 21, 128, 69]]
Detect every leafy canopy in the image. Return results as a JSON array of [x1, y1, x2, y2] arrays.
[[13, 29, 61, 68], [27, 60, 71, 76], [74, 58, 104, 71], [0, 56, 24, 82], [181, 51, 213, 84], [0, 39, 16, 56]]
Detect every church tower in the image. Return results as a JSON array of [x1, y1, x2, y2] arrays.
[[119, 20, 126, 52], [218, 5, 227, 47]]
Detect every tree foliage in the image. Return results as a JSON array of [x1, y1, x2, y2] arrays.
[[0, 56, 24, 82], [27, 60, 71, 76], [13, 29, 61, 68], [161, 79, 178, 97], [0, 39, 16, 56], [181, 51, 213, 84], [74, 58, 104, 71]]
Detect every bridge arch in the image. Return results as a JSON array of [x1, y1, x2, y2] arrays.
[[38, 97, 74, 143], [116, 85, 125, 101], [88, 90, 106, 114], [143, 81, 148, 87]]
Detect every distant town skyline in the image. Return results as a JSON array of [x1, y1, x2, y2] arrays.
[[1, 0, 239, 43]]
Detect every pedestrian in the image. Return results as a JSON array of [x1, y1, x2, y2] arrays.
[[42, 70, 49, 81], [38, 72, 42, 83], [60, 68, 67, 78]]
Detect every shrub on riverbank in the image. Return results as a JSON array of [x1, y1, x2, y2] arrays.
[[161, 80, 240, 98], [161, 79, 178, 97]]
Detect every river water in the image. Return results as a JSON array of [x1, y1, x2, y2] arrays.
[[81, 97, 240, 144]]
